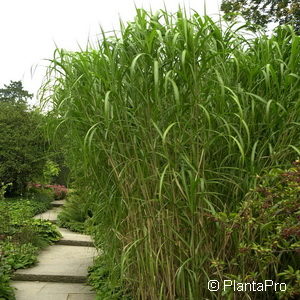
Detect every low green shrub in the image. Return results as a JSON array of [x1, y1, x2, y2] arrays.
[[0, 183, 12, 201], [0, 193, 61, 300], [205, 161, 300, 299], [88, 255, 132, 300], [0, 241, 38, 270], [42, 159, 60, 184], [29, 219, 61, 245], [0, 274, 15, 300], [27, 183, 68, 200], [3, 189, 53, 216], [0, 241, 38, 300], [0, 197, 61, 246], [27, 189, 54, 214]]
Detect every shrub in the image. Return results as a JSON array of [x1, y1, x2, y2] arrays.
[[88, 255, 132, 300], [0, 197, 61, 246], [46, 184, 68, 200], [0, 183, 12, 201], [27, 183, 68, 200], [0, 81, 48, 195], [203, 161, 300, 299], [0, 273, 15, 300], [42, 159, 60, 184], [0, 241, 38, 270]]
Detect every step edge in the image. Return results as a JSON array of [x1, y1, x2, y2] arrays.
[[12, 274, 87, 283], [51, 203, 64, 207], [56, 240, 94, 247]]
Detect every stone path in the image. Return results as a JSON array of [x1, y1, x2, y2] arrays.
[[11, 199, 97, 300], [34, 206, 62, 223]]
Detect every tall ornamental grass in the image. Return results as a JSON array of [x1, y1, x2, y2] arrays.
[[41, 8, 300, 299]]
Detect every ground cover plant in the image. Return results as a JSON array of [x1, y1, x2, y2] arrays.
[[41, 8, 300, 299], [0, 189, 61, 300], [202, 161, 300, 299]]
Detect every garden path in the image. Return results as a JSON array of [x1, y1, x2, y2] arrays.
[[11, 199, 97, 300]]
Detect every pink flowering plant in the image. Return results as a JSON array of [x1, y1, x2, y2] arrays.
[[27, 183, 68, 200]]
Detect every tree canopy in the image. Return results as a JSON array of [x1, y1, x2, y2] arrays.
[[0, 80, 33, 105], [0, 81, 47, 194], [221, 0, 300, 33]]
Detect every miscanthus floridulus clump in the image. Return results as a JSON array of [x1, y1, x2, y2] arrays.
[[41, 8, 300, 300]]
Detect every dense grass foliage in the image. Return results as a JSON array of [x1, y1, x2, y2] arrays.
[[41, 9, 300, 299], [57, 190, 90, 233]]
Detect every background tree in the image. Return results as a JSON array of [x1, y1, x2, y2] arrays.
[[221, 0, 300, 34], [0, 81, 47, 194], [0, 81, 33, 105]]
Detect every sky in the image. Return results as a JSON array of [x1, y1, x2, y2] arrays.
[[0, 0, 222, 105]]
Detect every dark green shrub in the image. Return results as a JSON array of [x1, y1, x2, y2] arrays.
[[29, 219, 61, 245], [0, 241, 38, 270], [205, 161, 300, 299], [88, 255, 132, 300], [0, 273, 15, 300], [0, 81, 48, 195]]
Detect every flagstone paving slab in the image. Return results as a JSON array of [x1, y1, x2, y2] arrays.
[[14, 245, 97, 280], [57, 228, 94, 246], [51, 199, 66, 207], [34, 207, 62, 223], [11, 281, 95, 300]]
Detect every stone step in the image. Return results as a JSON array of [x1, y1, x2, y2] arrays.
[[11, 281, 96, 300], [13, 245, 97, 283], [34, 207, 62, 223], [56, 228, 94, 247], [51, 199, 66, 207]]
